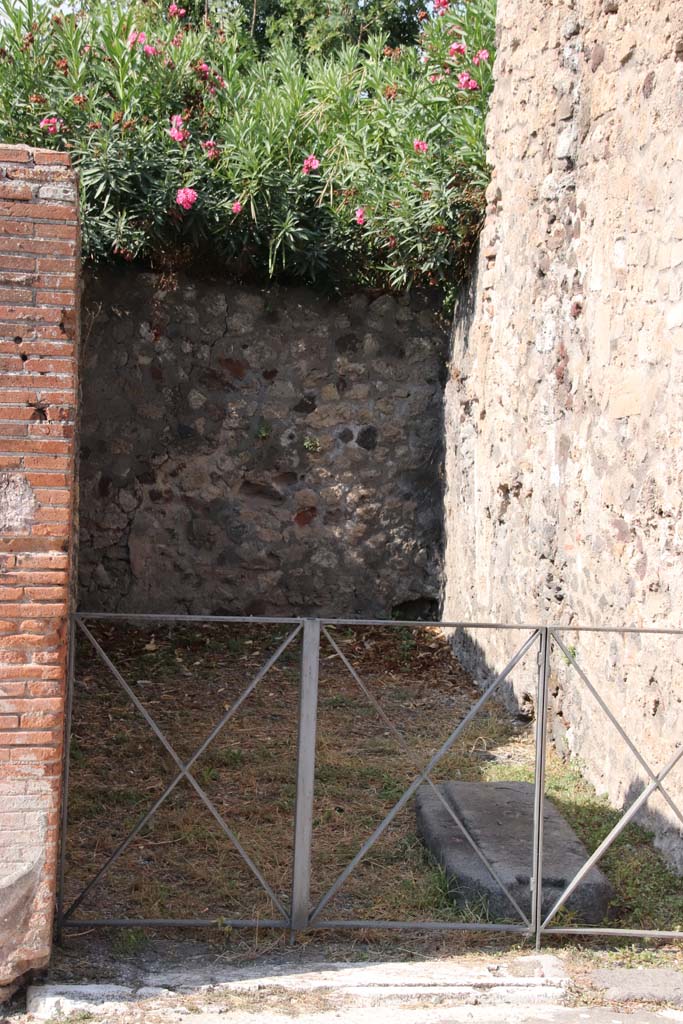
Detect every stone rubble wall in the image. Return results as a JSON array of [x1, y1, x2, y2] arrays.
[[0, 146, 80, 990], [79, 269, 447, 617], [443, 0, 683, 867]]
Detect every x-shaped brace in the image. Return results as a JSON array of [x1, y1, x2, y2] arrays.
[[63, 619, 302, 923]]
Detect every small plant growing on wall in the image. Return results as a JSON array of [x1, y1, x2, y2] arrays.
[[303, 435, 321, 453]]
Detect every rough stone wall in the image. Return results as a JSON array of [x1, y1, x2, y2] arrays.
[[0, 146, 80, 990], [79, 269, 447, 617], [443, 0, 683, 867]]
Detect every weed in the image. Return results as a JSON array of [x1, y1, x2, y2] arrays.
[[111, 928, 147, 956]]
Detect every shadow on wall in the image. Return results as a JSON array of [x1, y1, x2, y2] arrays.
[[77, 268, 450, 618]]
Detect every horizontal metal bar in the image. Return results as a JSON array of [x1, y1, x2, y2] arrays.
[[61, 918, 288, 929], [75, 612, 683, 634], [542, 927, 683, 939], [549, 625, 683, 636], [76, 612, 303, 624], [323, 619, 544, 629], [325, 620, 683, 634], [305, 920, 528, 934]]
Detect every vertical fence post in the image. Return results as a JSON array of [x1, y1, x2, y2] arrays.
[[56, 614, 77, 943], [531, 627, 550, 950], [290, 618, 320, 938]]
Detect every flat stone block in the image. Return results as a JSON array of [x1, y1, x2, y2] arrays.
[[415, 781, 614, 924], [590, 967, 683, 1006]]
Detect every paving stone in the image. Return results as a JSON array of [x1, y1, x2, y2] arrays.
[[415, 781, 614, 924], [590, 967, 683, 1006]]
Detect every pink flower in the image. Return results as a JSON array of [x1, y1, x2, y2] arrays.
[[433, 0, 449, 13], [472, 48, 490, 65], [168, 2, 186, 16], [231, 201, 243, 214], [457, 71, 480, 90], [143, 44, 158, 56], [413, 138, 428, 153], [39, 116, 63, 134], [176, 187, 198, 210], [169, 113, 189, 143], [355, 207, 366, 226], [449, 41, 466, 57], [301, 154, 320, 175], [127, 29, 146, 48], [172, 33, 183, 46], [201, 138, 220, 159]]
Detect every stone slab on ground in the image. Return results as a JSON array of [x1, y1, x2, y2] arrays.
[[590, 967, 683, 1006], [25, 955, 569, 1018], [415, 781, 614, 924], [19, 997, 683, 1024]]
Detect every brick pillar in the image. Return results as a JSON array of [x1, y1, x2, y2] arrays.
[[0, 146, 80, 993]]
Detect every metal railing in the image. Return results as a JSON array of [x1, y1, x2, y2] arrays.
[[57, 613, 683, 948]]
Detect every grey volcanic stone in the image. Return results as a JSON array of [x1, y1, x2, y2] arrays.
[[415, 781, 614, 924]]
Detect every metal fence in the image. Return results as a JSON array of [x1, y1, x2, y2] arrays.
[[57, 613, 683, 948]]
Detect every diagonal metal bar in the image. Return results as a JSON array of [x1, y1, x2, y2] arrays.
[[541, 740, 683, 930], [323, 627, 530, 924], [552, 632, 683, 832], [64, 621, 301, 922], [309, 629, 540, 926]]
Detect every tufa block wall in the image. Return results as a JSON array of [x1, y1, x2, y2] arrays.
[[443, 0, 683, 867], [0, 146, 80, 990]]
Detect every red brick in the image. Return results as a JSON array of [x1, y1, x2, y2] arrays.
[[33, 151, 71, 166], [0, 605, 66, 621], [0, 286, 34, 304], [0, 203, 77, 223], [34, 224, 79, 242], [21, 357, 73, 374], [0, 256, 36, 272], [0, 220, 34, 238], [0, 439, 70, 453], [19, 712, 61, 730], [36, 258, 78, 273], [0, 684, 26, 697], [0, 183, 33, 202], [35, 507, 71, 524], [0, 146, 32, 162], [34, 275, 76, 290], [35, 290, 75, 306], [25, 474, 70, 488], [22, 456, 71, 471], [24, 586, 66, 601], [31, 524, 71, 538], [10, 745, 61, 763], [3, 572, 67, 585], [0, 715, 19, 729], [16, 553, 68, 569], [0, 238, 77, 256], [0, 730, 56, 746]]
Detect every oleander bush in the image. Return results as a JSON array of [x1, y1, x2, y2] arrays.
[[0, 0, 495, 300]]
